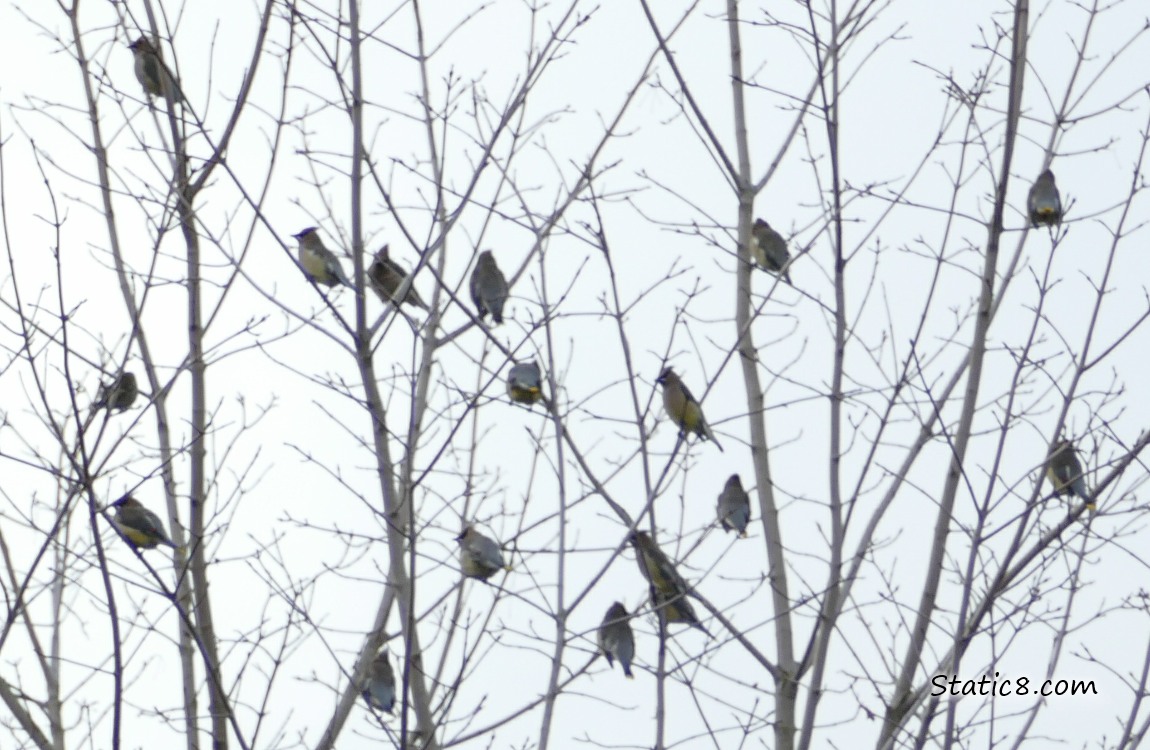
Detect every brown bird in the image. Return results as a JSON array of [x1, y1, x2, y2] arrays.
[[628, 531, 709, 635], [651, 586, 710, 635], [110, 495, 178, 550], [656, 367, 722, 451], [368, 246, 428, 311], [292, 227, 352, 287]]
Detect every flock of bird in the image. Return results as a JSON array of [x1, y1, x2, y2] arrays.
[[106, 36, 1093, 711]]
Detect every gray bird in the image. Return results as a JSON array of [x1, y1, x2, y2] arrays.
[[368, 246, 428, 311], [362, 649, 396, 713], [717, 474, 750, 537], [1027, 169, 1062, 227], [751, 219, 792, 284], [1046, 439, 1093, 511], [656, 367, 723, 452], [94, 371, 139, 412], [507, 361, 543, 405], [110, 495, 178, 550], [598, 602, 635, 678], [457, 526, 509, 580], [469, 250, 509, 324], [293, 228, 352, 288], [129, 37, 180, 102]]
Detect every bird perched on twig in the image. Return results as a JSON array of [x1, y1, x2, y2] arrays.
[[1045, 438, 1093, 511], [656, 367, 722, 452], [1027, 169, 1062, 227], [93, 371, 138, 413], [457, 526, 510, 580], [628, 531, 709, 635], [128, 37, 181, 103], [109, 495, 179, 550], [598, 602, 636, 678], [717, 474, 750, 537], [750, 218, 793, 284], [362, 649, 396, 713], [368, 246, 428, 311], [292, 228, 352, 288], [470, 250, 509, 324], [507, 361, 543, 405]]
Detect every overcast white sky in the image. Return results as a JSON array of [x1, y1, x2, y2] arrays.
[[1, 1, 1148, 748]]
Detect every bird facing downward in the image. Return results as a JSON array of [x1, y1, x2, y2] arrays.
[[470, 250, 509, 324], [628, 531, 709, 636], [1027, 169, 1062, 227], [292, 228, 352, 288], [110, 495, 179, 550], [655, 367, 723, 452]]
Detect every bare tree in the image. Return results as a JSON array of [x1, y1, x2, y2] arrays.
[[1, 1, 1148, 750]]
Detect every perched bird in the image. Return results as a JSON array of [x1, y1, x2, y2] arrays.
[[1046, 439, 1093, 511], [110, 495, 178, 550], [750, 218, 793, 284], [469, 250, 509, 324], [652, 586, 710, 636], [598, 602, 635, 678], [457, 526, 509, 580], [94, 371, 139, 412], [507, 361, 543, 405], [292, 227, 352, 288], [368, 246, 428, 311], [717, 474, 751, 537], [362, 649, 396, 713], [656, 367, 722, 452], [628, 532, 709, 635], [1027, 169, 1062, 227], [129, 37, 180, 102], [629, 531, 689, 597]]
